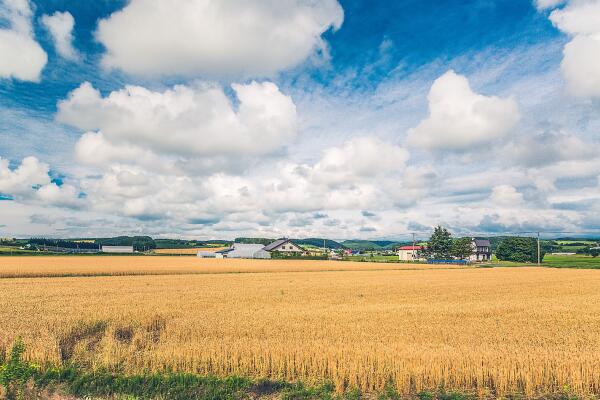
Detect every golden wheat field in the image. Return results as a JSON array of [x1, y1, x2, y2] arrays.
[[1, 257, 600, 398], [0, 256, 465, 278]]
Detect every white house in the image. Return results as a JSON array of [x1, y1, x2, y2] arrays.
[[398, 245, 424, 261], [101, 245, 134, 253], [469, 239, 491, 261]]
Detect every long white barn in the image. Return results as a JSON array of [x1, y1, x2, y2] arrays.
[[198, 239, 304, 259]]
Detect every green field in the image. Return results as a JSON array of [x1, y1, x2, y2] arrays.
[[542, 254, 600, 268], [489, 254, 600, 269], [0, 246, 33, 254], [342, 254, 400, 262]]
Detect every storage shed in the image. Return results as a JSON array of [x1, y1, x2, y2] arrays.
[[101, 245, 134, 253]]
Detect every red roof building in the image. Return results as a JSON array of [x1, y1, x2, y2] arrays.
[[398, 245, 424, 261], [398, 245, 423, 251]]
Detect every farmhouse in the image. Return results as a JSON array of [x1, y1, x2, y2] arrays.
[[469, 239, 491, 261], [263, 238, 305, 254], [398, 245, 424, 261], [101, 245, 134, 253]]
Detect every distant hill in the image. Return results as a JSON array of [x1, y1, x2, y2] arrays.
[[234, 237, 275, 245], [154, 239, 231, 249], [295, 238, 344, 249], [341, 240, 413, 250], [342, 240, 382, 250]]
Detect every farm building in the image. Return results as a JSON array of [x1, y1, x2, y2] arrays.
[[197, 239, 305, 259], [199, 243, 271, 259], [398, 245, 424, 261], [469, 239, 491, 261], [101, 246, 134, 253], [263, 238, 305, 254]]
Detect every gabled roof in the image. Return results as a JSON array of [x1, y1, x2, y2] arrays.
[[263, 238, 305, 252], [263, 238, 288, 251], [473, 239, 491, 247]]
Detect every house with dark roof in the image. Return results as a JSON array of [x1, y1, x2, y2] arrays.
[[263, 238, 305, 254], [469, 239, 491, 261]]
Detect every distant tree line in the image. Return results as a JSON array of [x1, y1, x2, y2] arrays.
[[27, 236, 157, 252], [28, 238, 99, 250]]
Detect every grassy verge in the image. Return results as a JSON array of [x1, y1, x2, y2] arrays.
[[3, 367, 485, 400]]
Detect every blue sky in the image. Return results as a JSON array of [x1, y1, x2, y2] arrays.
[[0, 0, 599, 239]]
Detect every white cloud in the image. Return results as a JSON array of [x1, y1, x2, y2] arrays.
[[0, 156, 50, 195], [96, 0, 344, 78], [546, 0, 600, 96], [407, 70, 520, 150], [0, 155, 84, 208], [502, 131, 597, 167], [0, 0, 47, 81], [535, 0, 565, 10], [40, 11, 79, 60], [490, 185, 524, 206], [310, 136, 409, 186], [35, 182, 82, 208], [57, 81, 298, 160]]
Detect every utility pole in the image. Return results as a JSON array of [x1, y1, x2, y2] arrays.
[[537, 232, 541, 266], [412, 233, 416, 262]]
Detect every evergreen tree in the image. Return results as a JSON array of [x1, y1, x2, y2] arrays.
[[425, 226, 453, 259], [452, 237, 474, 260]]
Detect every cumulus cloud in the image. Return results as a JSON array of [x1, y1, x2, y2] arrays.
[[310, 136, 409, 186], [0, 0, 47, 81], [0, 156, 50, 195], [0, 156, 82, 208], [545, 1, 600, 96], [489, 185, 524, 206], [96, 0, 344, 78], [40, 11, 79, 60], [35, 182, 83, 208], [61, 135, 417, 230], [58, 81, 298, 161], [407, 70, 520, 150]]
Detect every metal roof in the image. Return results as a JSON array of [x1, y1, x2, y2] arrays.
[[399, 245, 423, 250], [473, 239, 491, 247], [263, 238, 290, 251], [225, 243, 267, 258]]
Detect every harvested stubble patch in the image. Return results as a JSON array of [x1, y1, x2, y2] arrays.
[[0, 265, 599, 398]]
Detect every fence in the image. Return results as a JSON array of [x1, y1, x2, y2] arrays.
[[427, 259, 469, 265]]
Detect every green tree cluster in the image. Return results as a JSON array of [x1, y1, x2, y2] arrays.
[[424, 227, 476, 260], [496, 237, 543, 263]]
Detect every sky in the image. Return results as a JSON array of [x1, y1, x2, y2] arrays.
[[0, 0, 599, 240]]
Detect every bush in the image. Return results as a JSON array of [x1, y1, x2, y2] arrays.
[[0, 339, 39, 400]]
